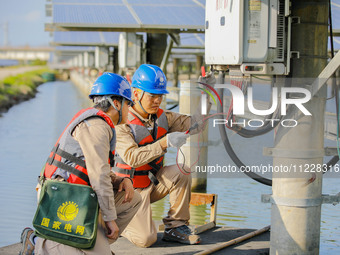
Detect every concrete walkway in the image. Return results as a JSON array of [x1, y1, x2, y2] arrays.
[[0, 226, 270, 255], [0, 66, 44, 81]]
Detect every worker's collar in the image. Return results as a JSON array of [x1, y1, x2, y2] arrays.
[[130, 107, 156, 123]]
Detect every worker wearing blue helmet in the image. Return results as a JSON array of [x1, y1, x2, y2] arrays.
[[130, 63, 169, 115], [89, 72, 135, 124], [22, 72, 141, 255], [113, 64, 215, 247]]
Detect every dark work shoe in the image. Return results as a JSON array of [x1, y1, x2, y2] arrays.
[[162, 225, 201, 245], [19, 227, 35, 255]]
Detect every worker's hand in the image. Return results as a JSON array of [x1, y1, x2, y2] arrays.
[[167, 132, 189, 148], [105, 220, 119, 240], [198, 71, 216, 87], [118, 178, 134, 203]]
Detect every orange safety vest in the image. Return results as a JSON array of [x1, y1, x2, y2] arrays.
[[114, 109, 168, 188], [44, 108, 116, 186]]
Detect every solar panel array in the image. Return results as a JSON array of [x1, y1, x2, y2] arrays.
[[53, 31, 204, 48], [177, 33, 204, 47], [53, 5, 137, 25], [50, 0, 339, 58], [49, 0, 205, 32], [53, 32, 120, 46], [52, 0, 122, 3]]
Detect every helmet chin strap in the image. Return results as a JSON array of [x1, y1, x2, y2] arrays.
[[106, 96, 125, 125], [137, 90, 151, 115]]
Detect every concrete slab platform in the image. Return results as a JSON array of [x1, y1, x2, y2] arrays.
[[0, 227, 269, 255], [0, 243, 22, 255], [111, 227, 270, 255]]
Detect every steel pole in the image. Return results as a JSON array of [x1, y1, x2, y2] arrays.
[[270, 1, 329, 254], [179, 80, 208, 191]]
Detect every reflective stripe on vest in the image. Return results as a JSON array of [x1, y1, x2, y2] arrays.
[[44, 108, 116, 186], [114, 108, 168, 188]]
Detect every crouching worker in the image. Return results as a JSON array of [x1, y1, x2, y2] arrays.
[[113, 64, 213, 248], [20, 73, 142, 255]]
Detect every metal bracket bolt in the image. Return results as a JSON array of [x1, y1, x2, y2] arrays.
[[290, 51, 300, 59], [291, 16, 301, 24]]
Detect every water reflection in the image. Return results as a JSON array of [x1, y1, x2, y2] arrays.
[[0, 80, 339, 254], [0, 81, 91, 247]]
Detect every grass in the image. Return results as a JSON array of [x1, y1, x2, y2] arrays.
[[0, 68, 56, 111]]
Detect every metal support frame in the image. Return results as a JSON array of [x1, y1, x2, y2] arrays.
[[270, 2, 329, 254], [45, 23, 205, 34], [262, 193, 340, 207], [286, 49, 340, 119], [264, 147, 340, 157], [285, 16, 293, 75], [160, 36, 174, 71], [311, 50, 340, 97]]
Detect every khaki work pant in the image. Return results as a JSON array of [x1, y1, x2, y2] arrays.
[[35, 190, 142, 255], [122, 164, 192, 248]]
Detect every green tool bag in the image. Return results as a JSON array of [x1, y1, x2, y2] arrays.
[[33, 179, 99, 249]]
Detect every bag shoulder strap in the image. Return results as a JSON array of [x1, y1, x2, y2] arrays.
[[46, 144, 90, 185]]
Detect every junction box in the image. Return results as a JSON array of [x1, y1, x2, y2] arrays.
[[205, 0, 290, 75]]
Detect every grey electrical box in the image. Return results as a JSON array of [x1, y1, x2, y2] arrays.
[[205, 0, 287, 75]]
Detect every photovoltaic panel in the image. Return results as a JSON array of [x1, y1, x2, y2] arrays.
[[332, 1, 340, 27], [102, 33, 120, 44], [49, 0, 205, 32], [170, 48, 204, 63], [54, 32, 101, 43], [328, 38, 340, 50], [179, 34, 204, 47], [132, 5, 204, 27], [53, 32, 120, 45], [52, 0, 123, 4], [195, 0, 206, 7], [127, 0, 198, 5], [53, 5, 138, 25], [330, 1, 340, 49]]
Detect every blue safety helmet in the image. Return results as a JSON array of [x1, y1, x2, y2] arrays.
[[89, 72, 133, 103], [131, 64, 169, 94]]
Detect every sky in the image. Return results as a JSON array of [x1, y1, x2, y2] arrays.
[[0, 0, 50, 47], [0, 0, 338, 48]]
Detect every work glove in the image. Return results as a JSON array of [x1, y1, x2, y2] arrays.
[[167, 132, 189, 148]]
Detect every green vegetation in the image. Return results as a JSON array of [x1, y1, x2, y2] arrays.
[[0, 59, 47, 69], [0, 68, 56, 112], [29, 59, 48, 66]]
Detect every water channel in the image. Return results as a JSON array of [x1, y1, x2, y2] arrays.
[[0, 80, 339, 254]]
